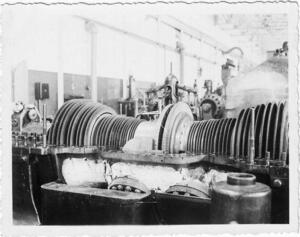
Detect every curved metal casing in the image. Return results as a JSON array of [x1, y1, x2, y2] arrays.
[[210, 173, 271, 224], [225, 56, 288, 118]]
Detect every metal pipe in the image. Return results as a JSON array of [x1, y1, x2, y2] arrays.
[[158, 100, 162, 115], [33, 133, 37, 148], [149, 15, 219, 53], [176, 31, 185, 84], [179, 46, 184, 83], [42, 104, 47, 148], [28, 163, 41, 224], [266, 151, 270, 166], [281, 152, 287, 166], [222, 46, 244, 58], [249, 107, 255, 165], [23, 134, 27, 147], [86, 21, 98, 102], [75, 15, 218, 66], [134, 99, 139, 118], [57, 17, 64, 108], [91, 24, 98, 102], [142, 92, 146, 107], [119, 103, 123, 115], [150, 15, 244, 60]]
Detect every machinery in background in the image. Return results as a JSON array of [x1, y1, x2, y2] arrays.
[[144, 71, 199, 120], [273, 41, 288, 57], [221, 58, 237, 88], [118, 75, 158, 120], [198, 79, 225, 120], [225, 51, 288, 118], [118, 75, 139, 118], [197, 58, 236, 120], [13, 98, 288, 225], [12, 101, 49, 148], [119, 72, 199, 120], [12, 101, 42, 133], [129, 62, 233, 122]]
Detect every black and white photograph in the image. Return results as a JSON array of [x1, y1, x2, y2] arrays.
[[1, 0, 299, 235]]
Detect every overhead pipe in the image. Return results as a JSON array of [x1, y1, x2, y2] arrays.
[[57, 17, 64, 108], [75, 15, 218, 66], [149, 15, 244, 60], [85, 20, 98, 102], [149, 15, 220, 51], [222, 47, 244, 58], [176, 30, 185, 84]]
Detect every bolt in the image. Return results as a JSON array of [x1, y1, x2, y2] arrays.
[[33, 135, 37, 148], [117, 185, 123, 191], [266, 151, 270, 166], [125, 186, 132, 192], [24, 135, 27, 146], [273, 179, 282, 188]]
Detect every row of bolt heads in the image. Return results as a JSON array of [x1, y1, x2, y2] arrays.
[[110, 185, 143, 193]]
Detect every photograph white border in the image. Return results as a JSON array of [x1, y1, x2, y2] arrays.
[[0, 0, 299, 235]]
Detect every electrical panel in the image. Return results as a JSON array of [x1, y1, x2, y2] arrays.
[[35, 82, 49, 100]]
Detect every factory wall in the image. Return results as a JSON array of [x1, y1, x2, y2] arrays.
[[5, 7, 229, 115]]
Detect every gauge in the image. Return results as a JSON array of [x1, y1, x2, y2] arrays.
[[28, 109, 38, 120]]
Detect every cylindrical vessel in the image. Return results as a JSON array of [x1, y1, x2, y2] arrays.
[[210, 173, 271, 224], [225, 56, 288, 118]]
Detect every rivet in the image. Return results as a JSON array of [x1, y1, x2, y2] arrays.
[[125, 186, 132, 192], [117, 185, 123, 190], [273, 179, 282, 188]]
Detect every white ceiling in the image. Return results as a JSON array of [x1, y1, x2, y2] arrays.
[[214, 14, 288, 54]]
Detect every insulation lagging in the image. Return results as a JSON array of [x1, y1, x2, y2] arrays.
[[62, 157, 228, 193]]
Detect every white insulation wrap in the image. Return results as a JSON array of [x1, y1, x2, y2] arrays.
[[62, 158, 107, 186], [61, 158, 229, 191], [111, 162, 186, 191]]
